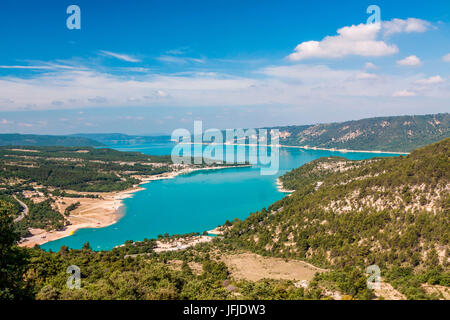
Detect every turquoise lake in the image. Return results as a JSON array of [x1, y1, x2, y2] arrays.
[[41, 143, 401, 251]]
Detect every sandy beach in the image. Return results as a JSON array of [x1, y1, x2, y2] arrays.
[[18, 165, 248, 248], [276, 178, 295, 194], [19, 186, 141, 248], [153, 235, 213, 253]]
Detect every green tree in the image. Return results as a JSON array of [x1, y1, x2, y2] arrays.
[[82, 241, 92, 251], [0, 200, 30, 299]]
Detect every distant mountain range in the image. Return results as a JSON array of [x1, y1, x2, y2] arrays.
[[270, 113, 449, 152], [0, 134, 104, 147], [1, 113, 449, 152]]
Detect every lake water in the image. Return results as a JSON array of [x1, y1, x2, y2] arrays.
[[41, 143, 401, 251]]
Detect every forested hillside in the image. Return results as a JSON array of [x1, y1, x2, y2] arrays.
[[271, 113, 449, 152], [221, 138, 450, 299]]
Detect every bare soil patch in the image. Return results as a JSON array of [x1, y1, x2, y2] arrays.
[[221, 252, 325, 282], [422, 284, 450, 300], [373, 280, 406, 300]]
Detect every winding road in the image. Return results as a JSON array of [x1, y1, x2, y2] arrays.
[[13, 195, 29, 223]]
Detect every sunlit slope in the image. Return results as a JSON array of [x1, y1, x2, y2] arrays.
[[271, 113, 449, 152]]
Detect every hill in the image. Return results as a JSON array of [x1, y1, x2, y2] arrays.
[[0, 134, 104, 147], [221, 138, 449, 299], [270, 113, 449, 152]]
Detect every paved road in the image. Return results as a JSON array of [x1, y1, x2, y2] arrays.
[[13, 195, 29, 223]]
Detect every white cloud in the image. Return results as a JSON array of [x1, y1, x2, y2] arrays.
[[51, 100, 64, 106], [364, 62, 377, 70], [0, 60, 449, 114], [260, 64, 351, 81], [1, 119, 13, 125], [0, 64, 75, 70], [397, 55, 422, 66], [287, 23, 398, 61], [18, 122, 34, 127], [120, 67, 151, 73], [126, 97, 141, 102], [0, 98, 14, 104], [156, 55, 206, 64], [99, 50, 140, 63], [156, 90, 169, 97], [443, 53, 450, 62], [383, 18, 431, 36], [88, 96, 108, 103], [165, 48, 187, 55], [118, 115, 145, 121], [356, 72, 378, 80], [0, 65, 52, 70], [393, 90, 417, 97], [415, 75, 445, 85], [287, 18, 432, 61]]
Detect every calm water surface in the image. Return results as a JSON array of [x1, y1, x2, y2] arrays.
[[42, 143, 400, 251]]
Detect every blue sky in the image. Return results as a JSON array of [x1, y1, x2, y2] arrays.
[[0, 0, 449, 134]]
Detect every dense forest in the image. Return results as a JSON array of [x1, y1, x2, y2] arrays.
[[0, 146, 173, 192]]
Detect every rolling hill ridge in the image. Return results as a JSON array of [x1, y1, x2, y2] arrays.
[[270, 113, 449, 152]]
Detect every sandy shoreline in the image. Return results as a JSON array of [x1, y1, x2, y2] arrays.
[[18, 165, 248, 248], [276, 178, 295, 194], [19, 186, 141, 248]]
